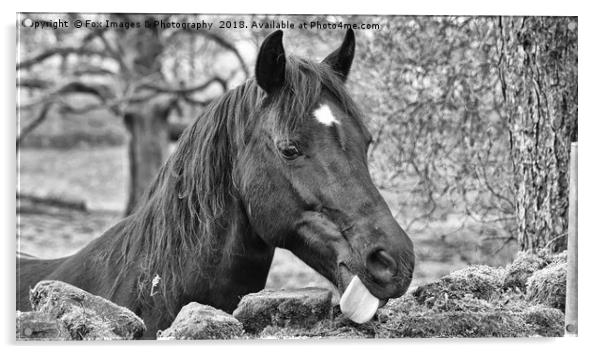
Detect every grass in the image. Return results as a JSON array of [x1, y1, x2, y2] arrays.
[[18, 147, 128, 211]]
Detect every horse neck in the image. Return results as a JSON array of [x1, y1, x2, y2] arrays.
[[117, 196, 275, 317], [112, 91, 274, 317], [192, 202, 275, 311]]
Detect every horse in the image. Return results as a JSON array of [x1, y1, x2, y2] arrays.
[[17, 29, 415, 339]]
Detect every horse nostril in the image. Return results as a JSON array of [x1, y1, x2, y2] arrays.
[[366, 248, 398, 283]]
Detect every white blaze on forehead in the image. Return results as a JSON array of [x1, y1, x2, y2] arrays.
[[313, 104, 340, 126]]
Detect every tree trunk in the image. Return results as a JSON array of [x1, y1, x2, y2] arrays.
[[123, 98, 171, 215], [497, 17, 578, 252], [120, 16, 169, 216]]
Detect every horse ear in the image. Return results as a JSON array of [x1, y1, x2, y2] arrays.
[[255, 30, 286, 94], [322, 29, 355, 82]]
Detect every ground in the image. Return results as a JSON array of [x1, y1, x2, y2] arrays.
[[17, 145, 518, 290]]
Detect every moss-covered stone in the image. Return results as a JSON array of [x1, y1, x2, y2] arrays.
[[549, 250, 568, 265], [412, 265, 505, 309], [256, 294, 544, 338], [522, 305, 564, 337], [29, 280, 145, 340], [250, 258, 567, 339], [503, 252, 549, 290], [157, 303, 243, 340], [526, 261, 567, 312], [376, 310, 532, 338], [233, 287, 332, 333], [18, 257, 568, 340]]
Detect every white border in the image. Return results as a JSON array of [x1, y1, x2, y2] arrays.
[[2, 1, 600, 354]]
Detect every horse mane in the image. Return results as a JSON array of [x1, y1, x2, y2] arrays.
[[113, 55, 363, 316]]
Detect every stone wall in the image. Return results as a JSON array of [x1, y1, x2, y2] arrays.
[[17, 251, 567, 340]]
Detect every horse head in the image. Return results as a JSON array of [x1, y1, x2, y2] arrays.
[[237, 29, 415, 322]]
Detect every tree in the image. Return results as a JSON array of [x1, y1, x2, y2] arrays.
[[496, 17, 578, 252], [17, 14, 247, 214]]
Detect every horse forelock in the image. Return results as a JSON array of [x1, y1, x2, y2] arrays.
[[114, 54, 364, 316], [269, 56, 363, 139]]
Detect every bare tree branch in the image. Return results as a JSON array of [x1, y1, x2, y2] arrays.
[[140, 76, 228, 95], [81, 27, 129, 74], [18, 81, 111, 110], [57, 92, 161, 115], [71, 66, 118, 77], [171, 29, 250, 78], [17, 78, 52, 89], [16, 88, 138, 147], [17, 47, 115, 71], [17, 102, 53, 147], [180, 96, 214, 106]]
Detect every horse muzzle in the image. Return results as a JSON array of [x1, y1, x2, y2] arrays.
[[336, 237, 414, 323], [291, 210, 414, 323]]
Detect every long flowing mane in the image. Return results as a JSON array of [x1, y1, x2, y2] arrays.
[[112, 55, 364, 316]]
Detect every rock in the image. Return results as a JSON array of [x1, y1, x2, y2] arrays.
[[248, 262, 569, 339], [373, 310, 532, 338], [522, 305, 564, 337], [503, 252, 549, 290], [260, 320, 367, 339], [526, 261, 567, 311], [549, 250, 568, 265], [16, 311, 70, 340], [233, 287, 333, 333], [412, 265, 504, 309], [257, 291, 565, 339], [156, 303, 243, 340], [260, 293, 534, 338], [29, 280, 145, 340]]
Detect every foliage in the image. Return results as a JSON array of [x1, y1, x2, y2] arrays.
[[346, 17, 516, 242]]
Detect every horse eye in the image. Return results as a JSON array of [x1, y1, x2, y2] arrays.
[[277, 141, 302, 160]]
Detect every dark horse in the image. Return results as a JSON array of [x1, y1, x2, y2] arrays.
[[17, 29, 414, 338]]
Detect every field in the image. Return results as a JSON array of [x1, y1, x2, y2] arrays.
[[17, 144, 518, 293]]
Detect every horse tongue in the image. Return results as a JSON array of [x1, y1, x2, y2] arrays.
[[339, 275, 379, 323]]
